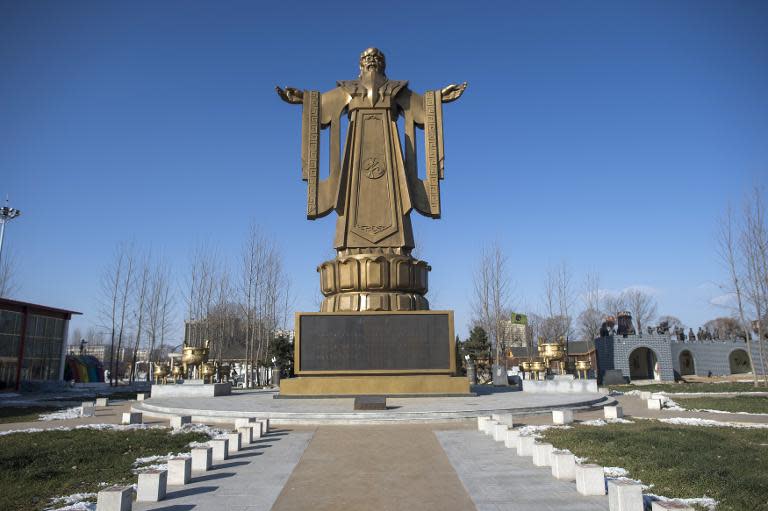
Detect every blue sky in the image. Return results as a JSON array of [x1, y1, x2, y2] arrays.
[[2, 0, 766, 342]]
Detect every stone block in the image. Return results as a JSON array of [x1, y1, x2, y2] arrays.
[[95, 397, 109, 407], [551, 452, 576, 481], [484, 421, 499, 436], [238, 426, 253, 445], [259, 418, 270, 432], [167, 457, 191, 485], [575, 463, 606, 496], [191, 446, 212, 472], [493, 423, 508, 442], [137, 469, 167, 502], [235, 417, 256, 429], [121, 412, 142, 425], [211, 439, 229, 461], [532, 442, 554, 467], [227, 432, 241, 454], [81, 404, 95, 417], [504, 428, 520, 449], [251, 423, 263, 439], [516, 435, 536, 457], [354, 396, 387, 410], [650, 501, 695, 511], [552, 409, 574, 425], [604, 405, 624, 419], [170, 415, 191, 429], [608, 480, 643, 511], [96, 485, 133, 511], [639, 391, 652, 400], [477, 416, 491, 431], [647, 398, 663, 410], [491, 413, 514, 426], [136, 393, 147, 401]]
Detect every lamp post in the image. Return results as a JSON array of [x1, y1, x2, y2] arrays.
[[0, 199, 22, 265]]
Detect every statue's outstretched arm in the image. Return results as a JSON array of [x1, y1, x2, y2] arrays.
[[275, 86, 304, 104], [440, 82, 468, 103]]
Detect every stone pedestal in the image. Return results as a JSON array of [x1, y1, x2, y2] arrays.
[[280, 311, 470, 397], [227, 432, 241, 454], [608, 480, 644, 511], [96, 397, 109, 407], [96, 485, 133, 511], [552, 410, 574, 425], [516, 436, 536, 457], [81, 403, 95, 417], [191, 447, 212, 472], [493, 423, 508, 442], [648, 398, 663, 410], [167, 457, 191, 486], [504, 429, 520, 449], [551, 452, 576, 481], [491, 413, 514, 427], [651, 501, 695, 511], [532, 443, 553, 467], [604, 405, 623, 419], [121, 412, 142, 425], [238, 427, 253, 445], [137, 469, 167, 502], [211, 439, 229, 462], [575, 464, 606, 496]]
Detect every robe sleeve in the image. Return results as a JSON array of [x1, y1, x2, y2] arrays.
[[301, 88, 348, 219]]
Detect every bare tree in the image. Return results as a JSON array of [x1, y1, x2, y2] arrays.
[[578, 272, 603, 341], [623, 289, 657, 335], [0, 249, 18, 298], [542, 262, 575, 347], [601, 292, 626, 320], [717, 205, 760, 386], [471, 242, 513, 370], [145, 260, 174, 378], [129, 254, 152, 382], [741, 187, 768, 383], [99, 243, 135, 386]]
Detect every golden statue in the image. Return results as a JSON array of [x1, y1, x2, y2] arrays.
[[277, 48, 466, 312]]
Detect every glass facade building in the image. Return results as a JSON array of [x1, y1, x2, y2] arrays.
[[0, 298, 80, 391]]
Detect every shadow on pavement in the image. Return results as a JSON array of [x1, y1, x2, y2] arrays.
[[164, 485, 218, 499]]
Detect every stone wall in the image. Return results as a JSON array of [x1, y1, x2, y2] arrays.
[[595, 335, 675, 382], [596, 334, 767, 382], [670, 340, 767, 377]]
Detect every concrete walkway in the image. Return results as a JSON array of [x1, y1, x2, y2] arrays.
[[437, 430, 610, 511], [133, 428, 314, 511]]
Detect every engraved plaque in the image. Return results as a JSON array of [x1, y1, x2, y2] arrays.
[[297, 311, 454, 373]]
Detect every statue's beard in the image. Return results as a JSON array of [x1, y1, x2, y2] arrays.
[[360, 62, 384, 77]]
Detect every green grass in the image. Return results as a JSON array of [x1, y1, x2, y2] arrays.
[[609, 381, 767, 394], [675, 395, 768, 414], [542, 421, 768, 511], [0, 428, 209, 511], [0, 406, 66, 424]]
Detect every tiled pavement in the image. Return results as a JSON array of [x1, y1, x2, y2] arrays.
[[133, 428, 314, 511], [436, 429, 610, 511]]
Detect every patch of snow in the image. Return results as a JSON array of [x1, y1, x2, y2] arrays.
[[651, 393, 685, 411], [0, 421, 228, 438], [39, 407, 83, 421], [580, 418, 634, 426], [517, 424, 570, 438], [694, 408, 768, 416], [658, 417, 768, 428], [644, 494, 718, 511], [574, 455, 588, 463], [171, 423, 228, 438], [603, 466, 628, 477], [45, 492, 97, 511]]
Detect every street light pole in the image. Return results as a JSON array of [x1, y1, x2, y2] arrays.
[[0, 199, 22, 265]]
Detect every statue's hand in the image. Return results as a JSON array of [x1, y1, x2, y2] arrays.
[[275, 86, 304, 104], [440, 82, 467, 103]]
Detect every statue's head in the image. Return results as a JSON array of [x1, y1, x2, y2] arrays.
[[359, 47, 386, 74]]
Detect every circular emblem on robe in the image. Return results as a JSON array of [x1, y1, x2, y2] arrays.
[[363, 156, 386, 179]]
